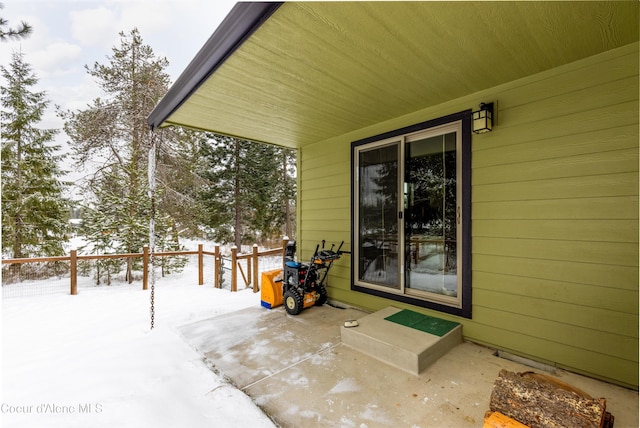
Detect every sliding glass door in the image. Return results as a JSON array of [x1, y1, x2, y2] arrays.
[[356, 141, 400, 289], [405, 127, 460, 302], [353, 114, 470, 317]]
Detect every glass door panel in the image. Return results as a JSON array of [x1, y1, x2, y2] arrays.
[[405, 131, 458, 297], [357, 143, 400, 289]]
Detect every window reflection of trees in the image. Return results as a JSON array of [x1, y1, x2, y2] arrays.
[[406, 134, 457, 296], [358, 146, 398, 286]]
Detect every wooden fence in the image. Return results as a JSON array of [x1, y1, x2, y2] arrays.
[[1, 238, 289, 295]]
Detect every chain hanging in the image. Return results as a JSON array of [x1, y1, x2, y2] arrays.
[[148, 134, 157, 330], [150, 281, 155, 329]]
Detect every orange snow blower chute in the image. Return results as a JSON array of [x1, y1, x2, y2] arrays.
[[260, 269, 284, 309], [261, 240, 348, 315]]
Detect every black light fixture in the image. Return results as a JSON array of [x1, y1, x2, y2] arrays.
[[472, 102, 494, 134]]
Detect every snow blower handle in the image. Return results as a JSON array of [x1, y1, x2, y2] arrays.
[[337, 241, 351, 255]]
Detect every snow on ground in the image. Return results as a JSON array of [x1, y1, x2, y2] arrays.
[[1, 260, 277, 428]]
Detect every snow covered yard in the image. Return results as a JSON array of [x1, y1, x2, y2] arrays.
[[1, 264, 276, 428]]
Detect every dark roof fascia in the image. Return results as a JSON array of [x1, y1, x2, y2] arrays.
[[147, 2, 283, 130]]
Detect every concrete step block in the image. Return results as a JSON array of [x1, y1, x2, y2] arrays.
[[341, 306, 462, 375]]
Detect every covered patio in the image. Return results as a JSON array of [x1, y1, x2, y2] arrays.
[[178, 305, 638, 427], [150, 0, 639, 402]]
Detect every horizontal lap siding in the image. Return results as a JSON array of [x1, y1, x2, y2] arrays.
[[299, 43, 639, 388], [298, 141, 352, 275], [471, 44, 638, 387]]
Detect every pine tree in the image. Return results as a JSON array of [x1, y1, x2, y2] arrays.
[[198, 134, 241, 246], [1, 51, 69, 273], [276, 147, 296, 239], [155, 127, 209, 237], [198, 133, 296, 248], [244, 143, 295, 243], [78, 199, 120, 285], [61, 29, 181, 283], [0, 3, 32, 41], [154, 214, 188, 276]]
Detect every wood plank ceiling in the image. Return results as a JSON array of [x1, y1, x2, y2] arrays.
[[159, 1, 639, 148]]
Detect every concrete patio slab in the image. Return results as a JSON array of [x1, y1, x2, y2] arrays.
[[178, 305, 638, 427]]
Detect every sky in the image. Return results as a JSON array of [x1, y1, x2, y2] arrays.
[[0, 0, 237, 192]]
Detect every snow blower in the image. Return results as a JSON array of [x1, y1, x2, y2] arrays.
[[261, 240, 347, 315]]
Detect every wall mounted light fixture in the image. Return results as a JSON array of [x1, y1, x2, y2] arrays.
[[472, 102, 494, 134]]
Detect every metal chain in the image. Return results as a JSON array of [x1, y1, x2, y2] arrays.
[[148, 134, 157, 330], [150, 282, 155, 330], [149, 237, 157, 330], [149, 220, 156, 330]]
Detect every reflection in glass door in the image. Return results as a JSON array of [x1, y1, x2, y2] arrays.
[[405, 131, 458, 298], [352, 115, 469, 316], [356, 142, 400, 289]]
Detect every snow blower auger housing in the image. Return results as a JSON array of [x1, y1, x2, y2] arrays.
[[279, 240, 347, 315]]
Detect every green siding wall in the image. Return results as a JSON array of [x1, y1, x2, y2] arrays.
[[298, 43, 639, 388]]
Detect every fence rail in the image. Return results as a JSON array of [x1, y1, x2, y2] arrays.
[[1, 239, 288, 296]]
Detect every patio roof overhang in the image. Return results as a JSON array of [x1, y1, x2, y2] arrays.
[[147, 1, 639, 149]]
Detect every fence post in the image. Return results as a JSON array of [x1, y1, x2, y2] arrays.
[[252, 244, 259, 293], [246, 258, 251, 287], [70, 249, 77, 295], [214, 245, 221, 289], [142, 245, 149, 290], [231, 246, 238, 292], [198, 244, 204, 286]]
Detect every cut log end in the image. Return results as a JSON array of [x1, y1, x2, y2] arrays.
[[489, 369, 608, 428]]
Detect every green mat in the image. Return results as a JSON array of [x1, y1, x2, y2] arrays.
[[384, 309, 460, 337]]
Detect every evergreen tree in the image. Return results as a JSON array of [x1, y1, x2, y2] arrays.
[[0, 3, 32, 41], [198, 134, 296, 248], [61, 29, 182, 282], [253, 143, 296, 242], [274, 147, 296, 239], [1, 52, 69, 267], [78, 200, 120, 285], [244, 143, 296, 242], [198, 134, 241, 246], [154, 214, 188, 276], [155, 127, 209, 237]]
